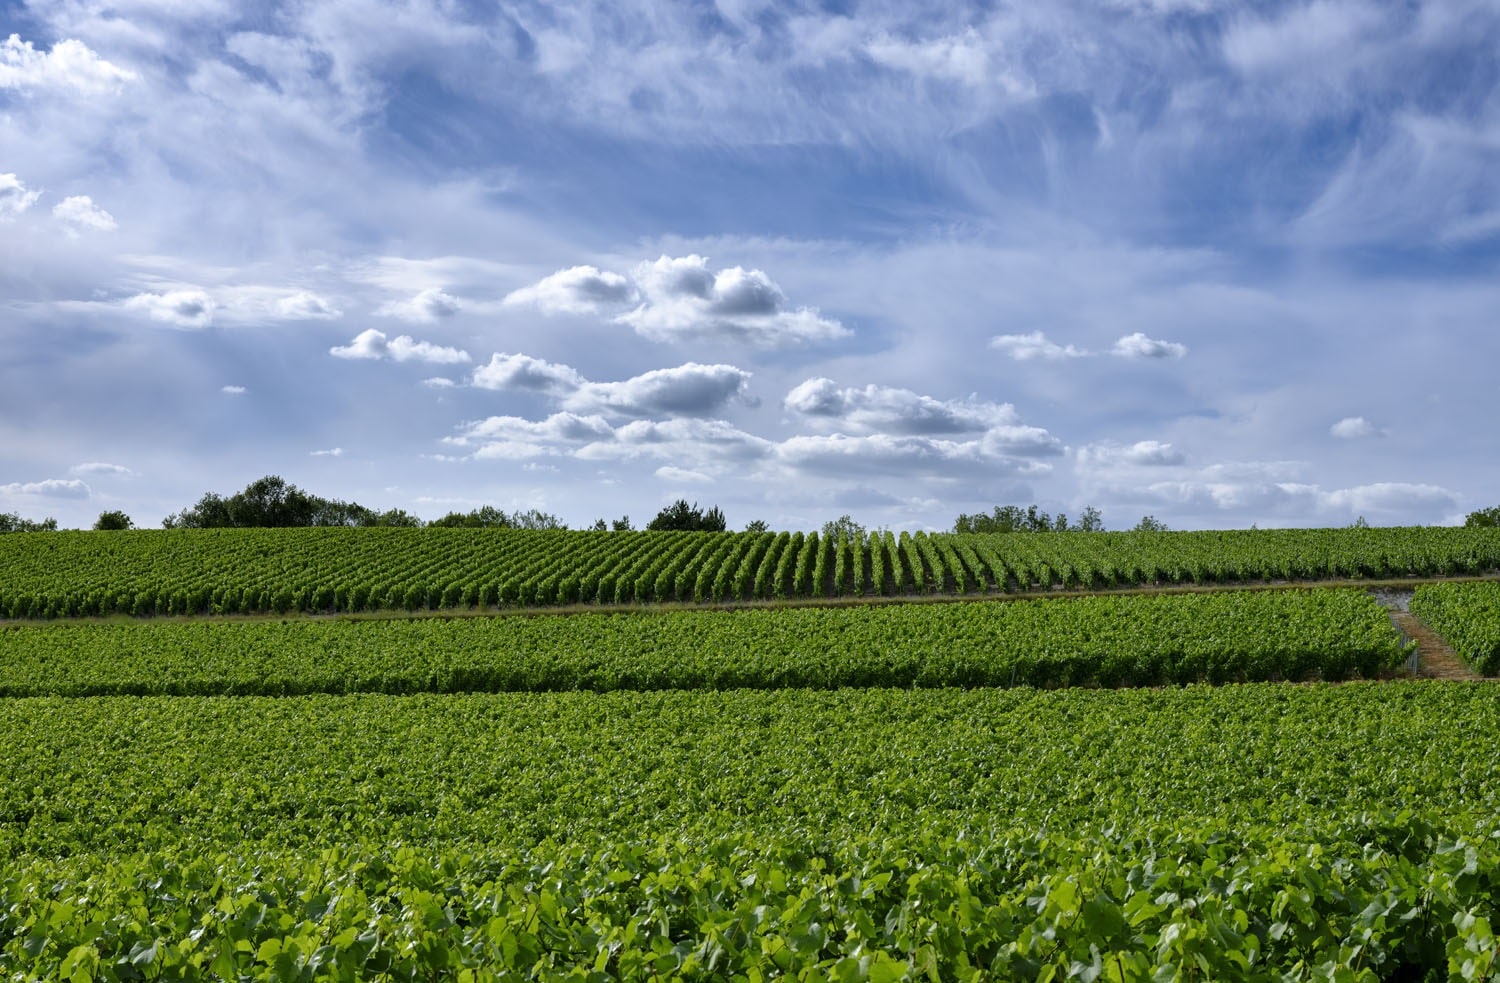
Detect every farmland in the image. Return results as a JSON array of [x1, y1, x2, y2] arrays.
[[3, 685, 1499, 978], [1, 524, 1499, 619], [1, 525, 1498, 979], [0, 589, 1411, 696]]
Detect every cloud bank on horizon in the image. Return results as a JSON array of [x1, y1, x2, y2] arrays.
[[1, 0, 1497, 531]]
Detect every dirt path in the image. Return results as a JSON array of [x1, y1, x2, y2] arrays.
[[1369, 588, 1486, 680], [1389, 611, 1482, 680]]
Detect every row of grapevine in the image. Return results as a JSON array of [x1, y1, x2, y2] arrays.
[[1411, 581, 1500, 674], [0, 589, 1412, 697], [3, 525, 1500, 618], [5, 684, 1500, 977]]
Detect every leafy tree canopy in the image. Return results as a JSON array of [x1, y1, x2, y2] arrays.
[[0, 512, 57, 533], [163, 476, 375, 529], [821, 514, 866, 542], [428, 506, 565, 530], [1133, 515, 1169, 532], [743, 519, 770, 533], [647, 500, 727, 532], [1465, 506, 1500, 528], [953, 504, 1103, 534], [93, 510, 134, 531]]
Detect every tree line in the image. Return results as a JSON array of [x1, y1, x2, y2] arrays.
[[7, 478, 1500, 534]]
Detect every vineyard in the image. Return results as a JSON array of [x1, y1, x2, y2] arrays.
[[2, 522, 1498, 980], [0, 589, 1412, 696], [3, 685, 1499, 978], [1412, 582, 1500, 675], [2, 524, 1500, 619]]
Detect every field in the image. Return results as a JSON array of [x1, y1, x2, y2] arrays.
[[1, 528, 1499, 980], [1, 525, 1499, 618]]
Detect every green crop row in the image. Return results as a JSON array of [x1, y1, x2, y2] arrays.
[[0, 589, 1411, 697], [2, 684, 1499, 978], [1412, 582, 1500, 674], [2, 525, 1499, 619]]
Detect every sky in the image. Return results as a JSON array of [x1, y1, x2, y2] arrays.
[[2, 0, 1498, 533]]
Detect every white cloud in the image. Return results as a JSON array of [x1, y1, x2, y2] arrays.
[[0, 479, 90, 499], [69, 462, 133, 476], [502, 265, 634, 315], [376, 288, 462, 323], [1077, 440, 1185, 468], [1330, 416, 1378, 439], [775, 432, 1055, 480], [0, 173, 41, 221], [864, 29, 994, 88], [989, 331, 1087, 360], [221, 385, 247, 395], [330, 328, 470, 364], [784, 378, 1020, 435], [422, 377, 459, 389], [309, 447, 343, 457], [566, 363, 754, 418], [1112, 332, 1187, 359], [655, 466, 714, 483], [51, 195, 116, 234], [0, 34, 138, 94], [617, 255, 849, 347], [274, 291, 341, 320], [575, 418, 774, 467], [469, 354, 753, 418], [124, 290, 216, 327], [470, 353, 586, 395]]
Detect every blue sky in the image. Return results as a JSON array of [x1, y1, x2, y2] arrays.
[[2, 0, 1498, 531]]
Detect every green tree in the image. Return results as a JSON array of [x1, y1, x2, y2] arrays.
[[429, 506, 564, 529], [163, 475, 374, 528], [647, 500, 727, 532], [0, 512, 58, 533], [744, 519, 769, 533], [1465, 506, 1500, 528], [821, 514, 866, 542], [1133, 515, 1169, 532], [93, 509, 134, 531]]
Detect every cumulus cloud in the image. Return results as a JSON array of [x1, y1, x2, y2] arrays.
[[422, 377, 459, 389], [784, 378, 1020, 435], [619, 255, 848, 346], [470, 353, 586, 395], [775, 433, 1055, 480], [655, 466, 714, 483], [51, 195, 116, 234], [309, 447, 343, 457], [510, 256, 848, 347], [124, 290, 216, 328], [1330, 416, 1379, 439], [0, 173, 41, 220], [69, 462, 132, 476], [1077, 440, 1186, 468], [447, 412, 617, 462], [221, 385, 247, 395], [0, 478, 90, 498], [1112, 332, 1188, 359], [469, 353, 753, 418], [0, 34, 138, 94], [274, 291, 342, 320], [330, 328, 470, 364], [376, 288, 462, 322], [988, 332, 1087, 360], [566, 363, 754, 418], [577, 418, 774, 466], [502, 265, 634, 315]]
